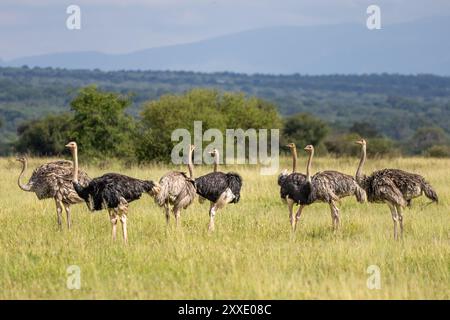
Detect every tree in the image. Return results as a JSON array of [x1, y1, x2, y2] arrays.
[[409, 126, 449, 155], [15, 113, 74, 155], [349, 121, 379, 138], [70, 85, 136, 160], [282, 113, 329, 148], [136, 88, 282, 162]]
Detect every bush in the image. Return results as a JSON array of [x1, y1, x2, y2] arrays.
[[325, 133, 396, 157], [425, 145, 450, 157], [282, 113, 329, 149], [136, 88, 282, 162]]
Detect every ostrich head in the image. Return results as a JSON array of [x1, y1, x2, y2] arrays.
[[16, 156, 27, 163], [304, 145, 314, 152], [286, 142, 296, 149], [65, 141, 77, 151], [355, 138, 367, 146]]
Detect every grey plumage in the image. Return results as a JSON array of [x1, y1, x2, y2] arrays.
[[355, 138, 438, 239], [156, 145, 197, 226], [17, 157, 91, 229], [281, 144, 366, 232]]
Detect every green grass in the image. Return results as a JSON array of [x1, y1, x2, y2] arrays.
[[0, 156, 448, 299]]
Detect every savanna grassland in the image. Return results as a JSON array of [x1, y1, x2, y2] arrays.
[[0, 156, 448, 299]]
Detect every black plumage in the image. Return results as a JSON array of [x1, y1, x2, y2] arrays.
[[195, 172, 242, 204], [73, 173, 159, 211], [194, 148, 243, 231], [66, 141, 160, 243], [278, 171, 311, 205]]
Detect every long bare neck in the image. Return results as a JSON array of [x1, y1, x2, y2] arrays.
[[187, 148, 194, 178], [72, 147, 79, 183], [17, 160, 31, 191], [356, 145, 366, 183], [291, 147, 298, 173], [213, 152, 219, 173], [306, 150, 314, 183]]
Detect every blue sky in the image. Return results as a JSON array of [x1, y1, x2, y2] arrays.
[[1, 0, 449, 60]]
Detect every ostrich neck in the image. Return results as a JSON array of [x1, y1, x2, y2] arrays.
[[356, 145, 366, 183], [213, 152, 219, 173], [188, 148, 194, 178], [291, 147, 297, 173], [306, 150, 314, 183], [72, 148, 79, 183], [17, 160, 31, 191]]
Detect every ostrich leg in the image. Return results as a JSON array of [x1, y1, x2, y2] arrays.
[[64, 204, 72, 229], [120, 213, 128, 244], [118, 198, 128, 243], [388, 203, 399, 240], [55, 199, 63, 230], [208, 202, 217, 232], [396, 205, 404, 239], [109, 209, 118, 241], [287, 198, 295, 231], [164, 202, 170, 225], [174, 207, 181, 227], [294, 205, 305, 231], [329, 201, 340, 231]]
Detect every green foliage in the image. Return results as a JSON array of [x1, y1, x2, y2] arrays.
[[409, 126, 449, 155], [136, 89, 282, 162], [349, 121, 379, 138], [15, 113, 74, 156], [325, 133, 396, 157], [425, 145, 450, 158], [70, 86, 135, 160], [2, 67, 450, 156], [282, 113, 329, 148]]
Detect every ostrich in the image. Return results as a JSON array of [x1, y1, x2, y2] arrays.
[[355, 138, 438, 239], [301, 145, 366, 231], [277, 143, 310, 231], [156, 144, 196, 226], [17, 156, 91, 229], [194, 148, 242, 232], [65, 142, 160, 243]]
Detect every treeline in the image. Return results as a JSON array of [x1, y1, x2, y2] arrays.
[[1, 67, 450, 156], [14, 86, 450, 161]]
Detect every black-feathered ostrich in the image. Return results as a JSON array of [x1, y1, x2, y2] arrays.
[[296, 145, 366, 231], [278, 143, 310, 231], [355, 138, 438, 239], [156, 144, 196, 226], [17, 156, 91, 229], [194, 148, 242, 232], [65, 142, 160, 243]]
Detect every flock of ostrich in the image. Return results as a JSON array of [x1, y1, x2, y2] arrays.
[[16, 139, 438, 242]]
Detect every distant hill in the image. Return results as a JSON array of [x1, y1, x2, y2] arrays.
[[4, 17, 450, 75]]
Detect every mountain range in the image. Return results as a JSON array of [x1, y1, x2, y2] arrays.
[[2, 17, 450, 75]]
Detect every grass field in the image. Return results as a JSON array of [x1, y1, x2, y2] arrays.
[[0, 156, 448, 299]]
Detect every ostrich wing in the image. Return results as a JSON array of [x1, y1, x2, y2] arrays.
[[366, 173, 407, 206], [156, 171, 196, 208]]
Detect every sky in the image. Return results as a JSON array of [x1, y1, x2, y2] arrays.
[[1, 0, 449, 60]]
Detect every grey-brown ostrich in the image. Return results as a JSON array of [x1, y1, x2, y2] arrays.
[[278, 143, 309, 231], [355, 138, 438, 239], [194, 148, 242, 232], [156, 144, 196, 226], [17, 156, 91, 229], [66, 141, 160, 243], [302, 145, 366, 231]]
